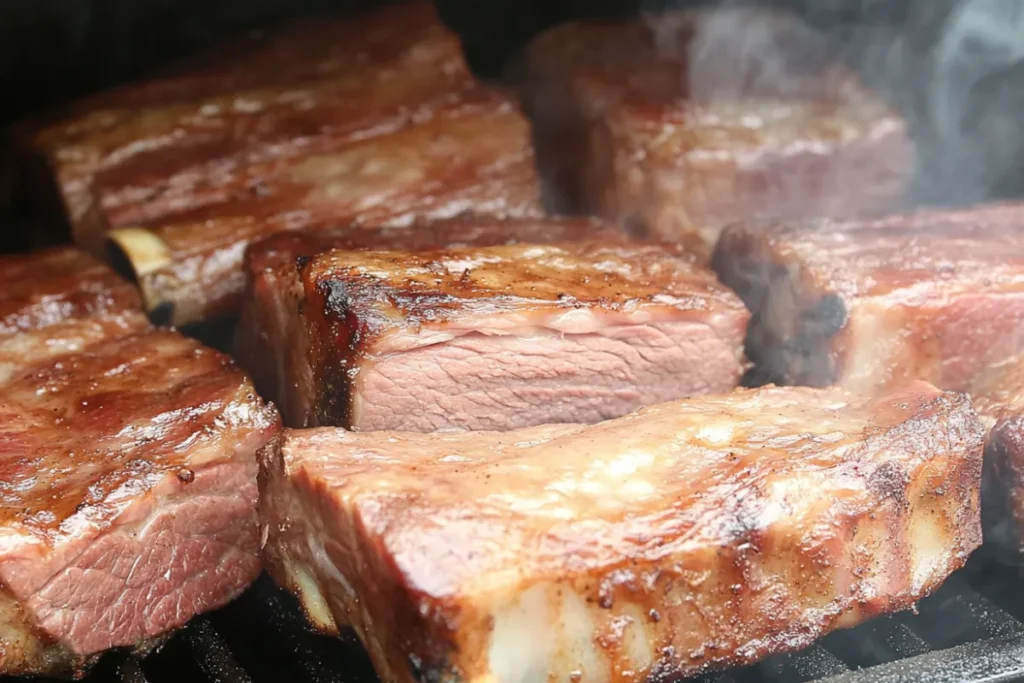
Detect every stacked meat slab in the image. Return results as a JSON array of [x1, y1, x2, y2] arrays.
[[3, 1, 1015, 682]]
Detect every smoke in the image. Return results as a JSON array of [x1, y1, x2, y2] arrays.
[[639, 0, 1024, 206]]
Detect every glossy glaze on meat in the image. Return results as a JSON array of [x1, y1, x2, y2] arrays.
[[518, 8, 913, 259], [0, 249, 280, 676], [259, 381, 982, 683], [17, 1, 469, 253], [293, 240, 748, 431], [108, 85, 543, 326], [0, 247, 141, 336], [235, 216, 626, 426], [713, 202, 1024, 393]]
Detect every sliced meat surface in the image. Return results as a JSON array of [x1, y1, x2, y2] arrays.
[[518, 7, 912, 259], [713, 202, 1024, 393], [0, 249, 280, 676], [235, 216, 625, 425], [259, 381, 982, 683], [287, 240, 747, 430], [17, 1, 469, 253], [106, 86, 543, 326]]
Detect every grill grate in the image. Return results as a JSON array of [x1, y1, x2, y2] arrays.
[[8, 554, 1024, 683]]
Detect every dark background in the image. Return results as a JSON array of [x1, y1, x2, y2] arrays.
[[0, 0, 1020, 214]]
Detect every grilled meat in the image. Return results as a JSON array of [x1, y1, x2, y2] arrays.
[[106, 86, 543, 326], [970, 354, 1024, 561], [270, 240, 747, 431], [713, 202, 1024, 393], [0, 249, 280, 676], [0, 247, 142, 335], [518, 8, 912, 259], [16, 1, 471, 254], [259, 381, 983, 683], [235, 216, 626, 426]]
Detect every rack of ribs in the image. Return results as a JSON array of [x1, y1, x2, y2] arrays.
[[259, 381, 982, 683]]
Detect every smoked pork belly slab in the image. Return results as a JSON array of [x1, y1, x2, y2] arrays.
[[235, 216, 625, 426], [258, 381, 983, 683], [270, 240, 747, 431], [105, 85, 543, 327], [0, 249, 280, 676], [517, 8, 912, 259], [15, 1, 471, 254], [712, 202, 1024, 393]]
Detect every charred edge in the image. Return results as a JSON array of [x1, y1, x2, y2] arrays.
[[982, 418, 1024, 562], [313, 279, 358, 428], [742, 284, 845, 388]]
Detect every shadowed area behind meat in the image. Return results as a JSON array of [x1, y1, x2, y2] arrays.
[[296, 240, 748, 430], [259, 381, 983, 683]]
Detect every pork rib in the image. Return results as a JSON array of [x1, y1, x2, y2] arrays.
[[713, 202, 1024, 393], [518, 8, 912, 259], [105, 86, 543, 326], [285, 240, 748, 430], [0, 249, 280, 676], [259, 381, 982, 683], [235, 216, 625, 426], [17, 1, 470, 254]]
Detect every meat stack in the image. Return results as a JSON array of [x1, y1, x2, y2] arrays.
[[3, 2, 1009, 683]]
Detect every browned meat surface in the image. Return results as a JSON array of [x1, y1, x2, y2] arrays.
[[259, 381, 982, 683], [713, 202, 1024, 393], [107, 86, 543, 326], [235, 216, 626, 425], [0, 247, 142, 335], [970, 355, 1024, 561], [280, 240, 748, 431], [16, 2, 471, 254], [0, 250, 280, 676], [518, 8, 913, 259]]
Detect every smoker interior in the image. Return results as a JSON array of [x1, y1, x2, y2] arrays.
[[4, 0, 1024, 681]]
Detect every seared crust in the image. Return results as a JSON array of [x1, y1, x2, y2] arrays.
[[18, 1, 469, 251], [259, 381, 983, 683], [518, 8, 912, 257], [300, 241, 748, 428], [0, 247, 141, 335], [110, 86, 543, 326], [235, 216, 626, 425], [712, 202, 1024, 392]]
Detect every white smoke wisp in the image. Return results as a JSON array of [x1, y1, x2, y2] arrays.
[[637, 0, 1024, 205]]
